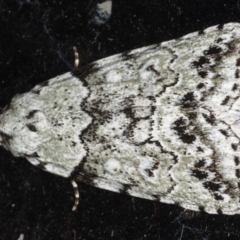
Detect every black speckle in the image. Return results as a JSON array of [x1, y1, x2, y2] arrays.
[[215, 55, 222, 62], [181, 92, 195, 108], [221, 96, 230, 105], [219, 129, 228, 137], [172, 117, 196, 144], [214, 193, 224, 201], [53, 102, 57, 108], [202, 113, 216, 126], [194, 159, 206, 168], [197, 83, 205, 89], [198, 71, 208, 78], [198, 29, 204, 35], [146, 169, 154, 177], [236, 58, 240, 66], [216, 38, 223, 43], [235, 69, 240, 78], [146, 65, 161, 76], [234, 156, 239, 165], [232, 144, 238, 151], [236, 169, 240, 178], [26, 110, 38, 119], [197, 146, 204, 152], [228, 42, 239, 52], [191, 169, 208, 180], [209, 86, 215, 92], [203, 181, 221, 192], [188, 112, 197, 120], [26, 124, 37, 132], [204, 46, 222, 55], [191, 56, 210, 68], [232, 83, 238, 91]]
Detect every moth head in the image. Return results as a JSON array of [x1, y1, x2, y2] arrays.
[[0, 92, 47, 158], [0, 80, 91, 178]]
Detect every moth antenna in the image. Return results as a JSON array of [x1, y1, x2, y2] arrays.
[[71, 179, 80, 211]]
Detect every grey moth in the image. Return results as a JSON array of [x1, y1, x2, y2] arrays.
[[1, 22, 240, 214]]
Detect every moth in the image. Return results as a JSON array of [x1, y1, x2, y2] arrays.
[[1, 22, 240, 214]]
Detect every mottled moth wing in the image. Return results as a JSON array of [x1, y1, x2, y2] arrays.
[[75, 23, 240, 214]]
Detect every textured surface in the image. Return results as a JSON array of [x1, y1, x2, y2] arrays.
[[1, 23, 240, 215]]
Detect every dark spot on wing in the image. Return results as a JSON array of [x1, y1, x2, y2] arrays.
[[236, 169, 240, 178], [204, 46, 222, 55], [214, 193, 224, 201], [203, 181, 221, 192], [26, 110, 39, 119], [191, 56, 210, 68], [172, 117, 196, 144], [191, 169, 208, 180], [196, 146, 204, 152], [194, 159, 206, 168], [221, 96, 230, 105], [236, 58, 240, 66], [232, 144, 238, 151], [235, 69, 240, 78], [198, 71, 208, 78], [202, 113, 216, 125], [181, 92, 195, 108], [219, 129, 228, 137], [234, 156, 239, 165], [197, 83, 205, 89], [146, 65, 161, 76], [232, 83, 238, 91], [26, 124, 37, 132]]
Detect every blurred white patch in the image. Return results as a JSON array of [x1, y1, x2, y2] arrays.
[[17, 234, 24, 240], [90, 0, 112, 26]]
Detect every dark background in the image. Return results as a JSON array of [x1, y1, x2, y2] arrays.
[[1, 0, 240, 239]]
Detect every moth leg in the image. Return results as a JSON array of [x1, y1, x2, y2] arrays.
[[73, 46, 80, 70], [70, 179, 80, 211]]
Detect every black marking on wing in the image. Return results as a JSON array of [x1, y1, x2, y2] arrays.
[[204, 46, 222, 55], [26, 110, 39, 119], [172, 117, 196, 144], [203, 181, 221, 192], [191, 170, 208, 180], [26, 124, 37, 132]]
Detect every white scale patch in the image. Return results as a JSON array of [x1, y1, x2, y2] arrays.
[[2, 23, 240, 214]]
